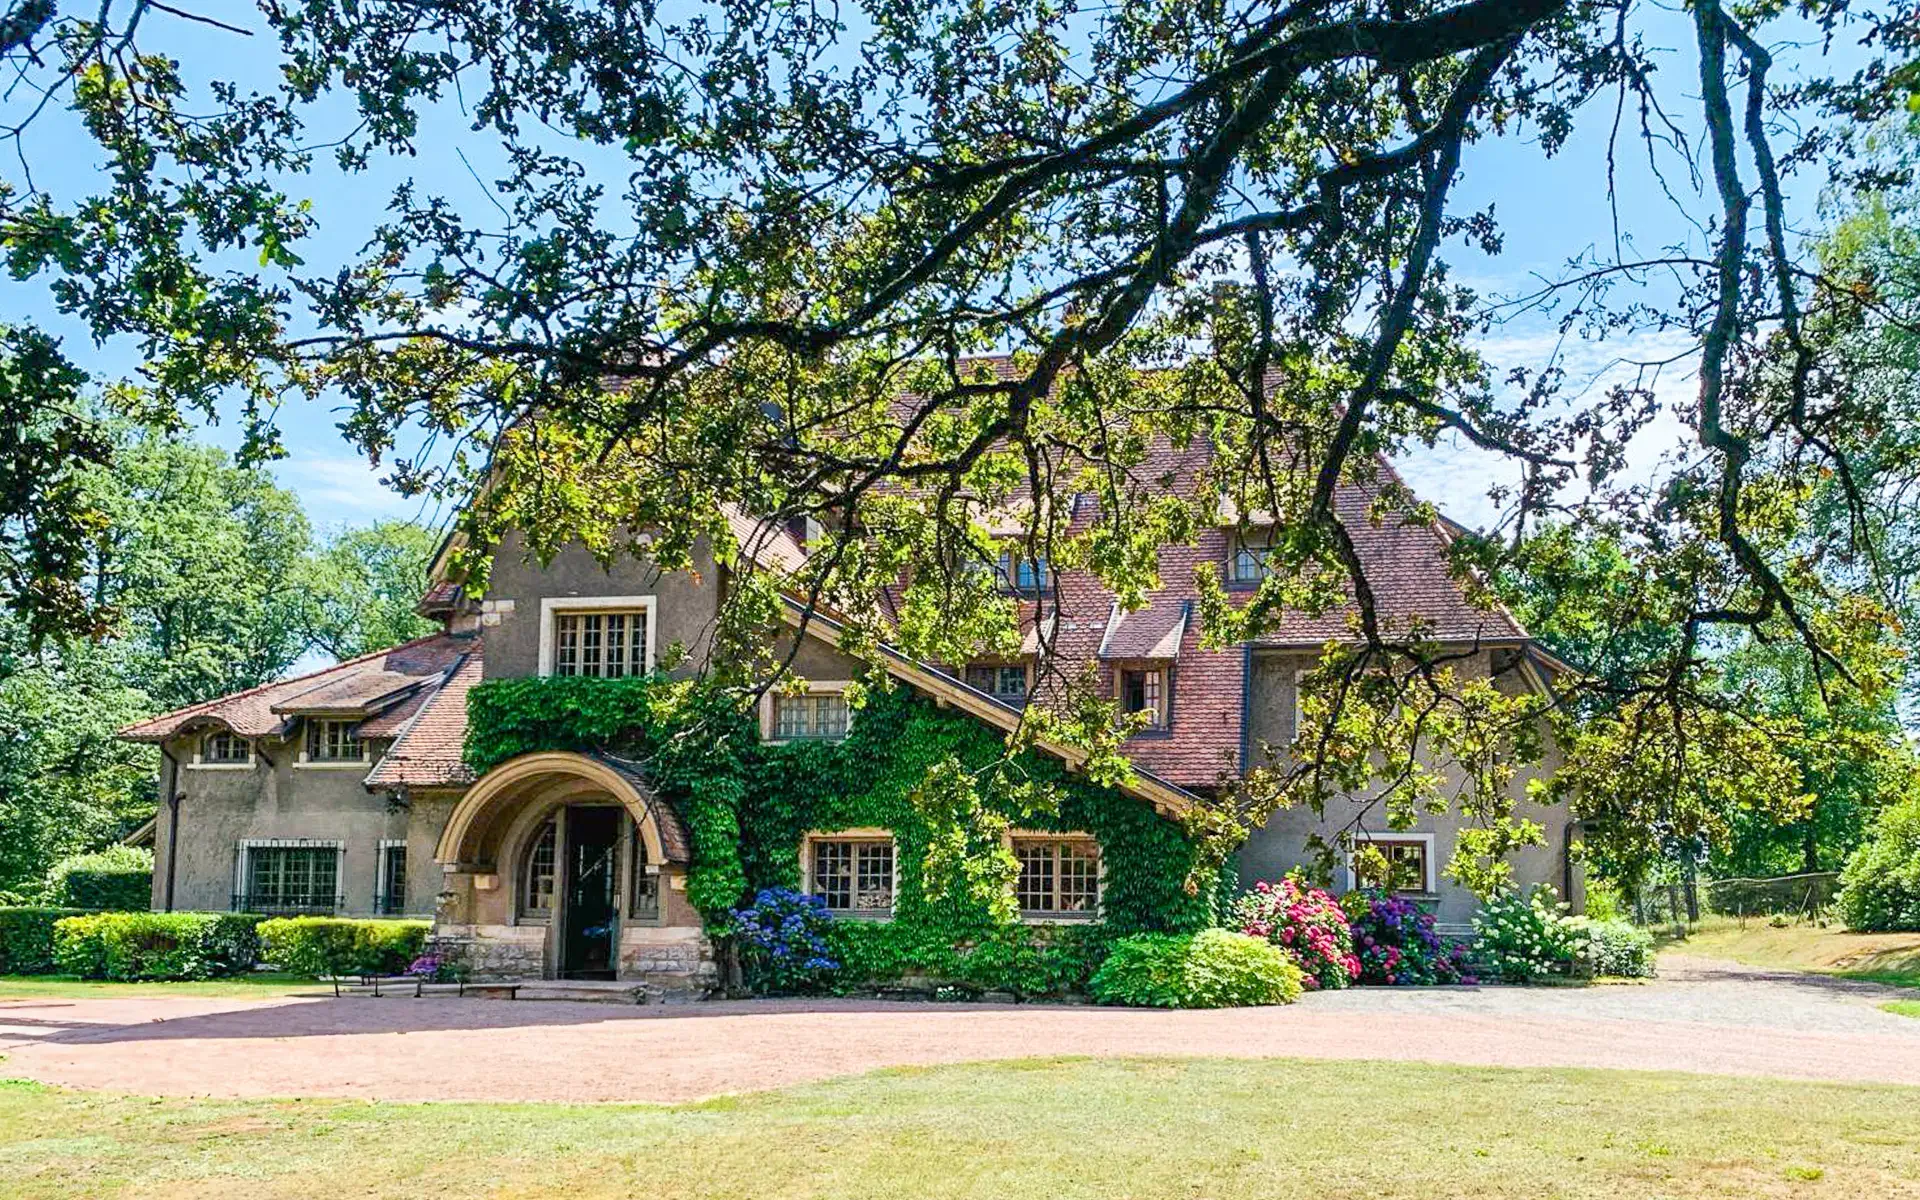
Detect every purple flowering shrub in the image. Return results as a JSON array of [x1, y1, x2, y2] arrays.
[[1229, 877, 1358, 990], [1340, 888, 1474, 985], [731, 886, 842, 995]]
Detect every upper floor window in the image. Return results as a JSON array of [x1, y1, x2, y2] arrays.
[[305, 719, 364, 762], [771, 692, 849, 741], [1118, 665, 1169, 730], [806, 832, 895, 916], [964, 663, 1029, 706], [553, 609, 649, 677], [200, 731, 252, 765], [995, 550, 1050, 595], [538, 596, 657, 677], [1228, 530, 1274, 585], [1013, 836, 1101, 918]]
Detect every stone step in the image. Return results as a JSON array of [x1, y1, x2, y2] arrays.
[[512, 981, 652, 1005]]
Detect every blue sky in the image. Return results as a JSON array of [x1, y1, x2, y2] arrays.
[[4, 5, 1853, 536]]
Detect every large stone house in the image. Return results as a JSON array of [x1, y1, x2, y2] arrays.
[[120, 446, 1577, 989]]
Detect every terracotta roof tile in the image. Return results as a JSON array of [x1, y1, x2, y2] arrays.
[[119, 634, 474, 743], [363, 644, 484, 790]]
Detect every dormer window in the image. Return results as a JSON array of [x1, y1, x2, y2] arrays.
[[1228, 530, 1275, 585], [995, 551, 1050, 595], [1118, 665, 1169, 730], [200, 731, 252, 765], [538, 597, 658, 678], [305, 719, 364, 763], [964, 662, 1030, 707]]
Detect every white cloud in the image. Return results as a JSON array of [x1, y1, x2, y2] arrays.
[[1395, 326, 1703, 532], [273, 452, 442, 529]]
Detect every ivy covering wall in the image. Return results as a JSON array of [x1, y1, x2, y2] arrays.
[[464, 675, 1221, 982]]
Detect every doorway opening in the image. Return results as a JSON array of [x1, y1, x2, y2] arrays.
[[560, 805, 621, 979]]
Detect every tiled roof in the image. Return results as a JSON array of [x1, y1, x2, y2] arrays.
[[363, 644, 484, 790], [119, 634, 475, 743]]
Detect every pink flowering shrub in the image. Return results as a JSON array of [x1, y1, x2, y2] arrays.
[[1229, 877, 1359, 990]]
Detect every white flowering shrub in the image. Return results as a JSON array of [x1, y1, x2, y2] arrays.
[[1472, 886, 1590, 983]]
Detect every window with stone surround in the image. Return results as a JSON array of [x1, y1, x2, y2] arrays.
[[552, 609, 649, 678], [804, 833, 895, 916]]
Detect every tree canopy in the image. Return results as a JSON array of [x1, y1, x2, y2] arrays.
[[6, 0, 1920, 878]]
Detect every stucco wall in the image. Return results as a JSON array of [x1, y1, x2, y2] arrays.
[[1237, 649, 1575, 928], [151, 732, 415, 917], [478, 530, 725, 680]]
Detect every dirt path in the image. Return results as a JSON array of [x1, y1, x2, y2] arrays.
[[3, 956, 1916, 1103]]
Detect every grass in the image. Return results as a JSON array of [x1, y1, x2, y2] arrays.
[[1662, 916, 1920, 989], [1885, 1000, 1920, 1020], [2, 1058, 1919, 1198], [0, 973, 323, 1001]]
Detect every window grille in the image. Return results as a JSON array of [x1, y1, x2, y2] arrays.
[[238, 846, 340, 914], [523, 820, 558, 915], [202, 731, 252, 763]]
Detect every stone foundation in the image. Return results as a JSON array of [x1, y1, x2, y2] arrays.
[[433, 921, 717, 995], [432, 923, 547, 980]]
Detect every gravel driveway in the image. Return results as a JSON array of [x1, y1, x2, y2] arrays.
[[3, 955, 1917, 1103]]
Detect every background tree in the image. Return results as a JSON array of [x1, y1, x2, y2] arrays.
[[296, 522, 439, 661], [0, 426, 440, 895]]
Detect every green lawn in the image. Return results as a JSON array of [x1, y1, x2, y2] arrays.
[[1662, 917, 1920, 989], [3, 1058, 1919, 1198], [1885, 1000, 1920, 1020], [0, 973, 323, 1001]]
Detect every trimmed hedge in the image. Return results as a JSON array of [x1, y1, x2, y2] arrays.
[[44, 846, 154, 911], [258, 917, 429, 978], [51, 912, 264, 981], [1088, 929, 1304, 1008], [0, 907, 86, 974]]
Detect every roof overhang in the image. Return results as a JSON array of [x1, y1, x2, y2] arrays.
[[778, 598, 1203, 816]]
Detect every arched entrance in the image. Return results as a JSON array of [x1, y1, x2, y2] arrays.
[[434, 752, 707, 983]]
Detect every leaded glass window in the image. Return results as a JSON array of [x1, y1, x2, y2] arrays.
[[522, 819, 558, 915]]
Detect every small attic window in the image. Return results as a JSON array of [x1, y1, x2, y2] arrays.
[[1228, 530, 1275, 585], [1118, 665, 1168, 730], [200, 731, 252, 765]]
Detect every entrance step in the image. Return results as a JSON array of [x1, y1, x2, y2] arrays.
[[513, 980, 653, 1005]]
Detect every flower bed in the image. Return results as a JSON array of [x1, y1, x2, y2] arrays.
[[1341, 889, 1473, 985], [1230, 877, 1359, 990]]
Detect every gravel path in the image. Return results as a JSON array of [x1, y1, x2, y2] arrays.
[[3, 956, 1917, 1103]]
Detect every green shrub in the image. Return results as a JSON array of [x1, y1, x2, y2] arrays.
[[43, 846, 153, 911], [1472, 886, 1589, 982], [1088, 929, 1303, 1008], [0, 907, 86, 974], [1839, 799, 1920, 932], [1567, 916, 1656, 978], [51, 912, 259, 981], [257, 917, 429, 977]]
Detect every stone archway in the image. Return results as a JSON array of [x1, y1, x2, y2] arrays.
[[431, 751, 711, 988]]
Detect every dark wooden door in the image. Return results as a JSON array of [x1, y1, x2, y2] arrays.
[[560, 806, 620, 979]]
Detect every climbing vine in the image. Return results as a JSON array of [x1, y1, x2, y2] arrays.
[[464, 675, 1222, 987]]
